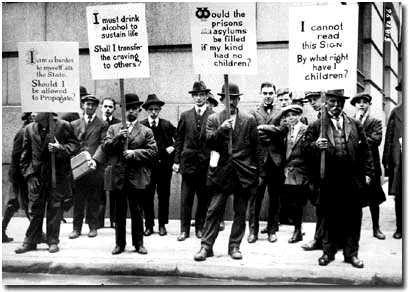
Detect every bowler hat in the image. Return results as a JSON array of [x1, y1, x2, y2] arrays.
[[189, 81, 211, 94], [21, 112, 32, 121], [277, 88, 291, 97], [325, 89, 349, 99], [207, 93, 218, 107], [80, 94, 100, 105], [125, 93, 143, 109], [304, 91, 321, 100], [350, 92, 372, 106], [218, 83, 243, 99], [280, 104, 303, 117], [142, 94, 165, 110], [80, 86, 89, 97]]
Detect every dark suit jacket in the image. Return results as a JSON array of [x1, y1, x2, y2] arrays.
[[104, 116, 121, 127], [140, 118, 176, 168], [249, 105, 285, 175], [206, 109, 262, 192], [71, 116, 107, 156], [174, 107, 214, 175], [20, 119, 79, 197], [94, 121, 157, 190], [9, 124, 29, 184]]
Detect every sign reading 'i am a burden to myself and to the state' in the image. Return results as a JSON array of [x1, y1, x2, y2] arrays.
[[18, 42, 80, 113], [86, 3, 150, 80], [288, 5, 358, 91], [190, 3, 258, 75]]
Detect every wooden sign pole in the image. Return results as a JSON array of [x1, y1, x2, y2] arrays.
[[319, 92, 328, 180], [49, 114, 57, 189], [223, 74, 232, 155], [119, 78, 128, 150]]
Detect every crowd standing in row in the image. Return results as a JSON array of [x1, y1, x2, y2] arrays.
[[2, 80, 403, 269]]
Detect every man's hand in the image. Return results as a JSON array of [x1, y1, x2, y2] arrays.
[[48, 137, 63, 153], [88, 159, 97, 170], [123, 150, 135, 159], [220, 118, 234, 130], [365, 175, 371, 185], [316, 138, 329, 150], [172, 163, 180, 173], [27, 176, 40, 194], [166, 146, 175, 154], [118, 128, 129, 139]]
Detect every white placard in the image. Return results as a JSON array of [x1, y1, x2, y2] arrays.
[[190, 3, 258, 75], [18, 42, 80, 113], [288, 5, 358, 92], [86, 3, 150, 80]]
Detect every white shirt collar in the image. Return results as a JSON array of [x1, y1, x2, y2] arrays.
[[288, 121, 302, 138], [84, 113, 97, 123], [355, 110, 369, 124], [148, 116, 159, 126], [195, 104, 207, 115], [103, 115, 112, 122], [330, 114, 344, 130]]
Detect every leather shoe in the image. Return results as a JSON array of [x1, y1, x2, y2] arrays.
[[177, 232, 189, 241], [219, 221, 225, 231], [260, 227, 268, 234], [2, 232, 13, 243], [15, 243, 36, 254], [267, 233, 277, 243], [373, 229, 386, 240], [393, 231, 402, 239], [318, 253, 335, 266], [288, 229, 303, 244], [228, 247, 243, 260], [345, 256, 364, 268], [196, 230, 203, 238], [194, 246, 214, 261], [144, 228, 154, 236], [247, 233, 258, 243], [40, 232, 47, 243], [301, 240, 321, 251], [69, 230, 81, 239], [88, 229, 97, 238], [112, 246, 124, 255], [49, 244, 59, 253], [159, 225, 167, 236], [135, 245, 148, 254]]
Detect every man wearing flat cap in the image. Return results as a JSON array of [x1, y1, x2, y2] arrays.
[[94, 93, 157, 255], [69, 93, 107, 239], [302, 89, 374, 268], [140, 94, 176, 237], [173, 81, 214, 241], [194, 82, 262, 261], [351, 92, 386, 240]]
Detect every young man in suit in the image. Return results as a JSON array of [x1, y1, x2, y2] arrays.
[[15, 113, 79, 253], [94, 93, 157, 255], [302, 89, 374, 268], [351, 92, 386, 240], [194, 82, 262, 261], [97, 97, 121, 229], [140, 94, 176, 236], [69, 94, 107, 239], [248, 82, 285, 243], [173, 81, 214, 241]]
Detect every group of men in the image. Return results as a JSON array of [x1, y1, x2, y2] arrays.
[[3, 80, 403, 269]]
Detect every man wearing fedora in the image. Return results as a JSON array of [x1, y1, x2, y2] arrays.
[[173, 81, 214, 241], [351, 92, 386, 240], [247, 82, 285, 243], [140, 94, 176, 236], [194, 82, 262, 261], [94, 93, 157, 255], [69, 93, 107, 239], [302, 89, 374, 268]]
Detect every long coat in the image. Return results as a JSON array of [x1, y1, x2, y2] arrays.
[[361, 114, 386, 204], [174, 107, 214, 175], [206, 109, 262, 193], [249, 105, 285, 176], [382, 104, 403, 196], [302, 113, 375, 207], [20, 119, 79, 197], [9, 126, 27, 185], [94, 121, 157, 190]]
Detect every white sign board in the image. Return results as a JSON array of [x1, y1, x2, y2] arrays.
[[190, 3, 258, 75], [288, 5, 358, 91], [18, 42, 80, 113], [86, 3, 150, 80]]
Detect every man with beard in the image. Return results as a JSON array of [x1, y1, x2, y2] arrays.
[[302, 89, 374, 268], [173, 81, 214, 241], [194, 83, 262, 261], [15, 113, 79, 253]]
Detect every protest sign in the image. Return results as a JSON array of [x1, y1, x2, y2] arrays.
[[18, 42, 80, 113], [86, 3, 150, 80], [190, 3, 258, 75], [288, 5, 358, 91]]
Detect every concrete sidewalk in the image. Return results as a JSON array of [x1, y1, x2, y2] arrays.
[[2, 196, 403, 286]]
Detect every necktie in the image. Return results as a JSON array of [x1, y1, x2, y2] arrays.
[[197, 108, 201, 116], [87, 115, 92, 124], [152, 120, 156, 128], [128, 122, 133, 133], [335, 117, 342, 131]]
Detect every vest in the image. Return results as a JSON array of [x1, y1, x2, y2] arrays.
[[332, 124, 347, 158]]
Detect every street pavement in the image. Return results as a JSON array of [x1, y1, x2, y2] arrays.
[[2, 187, 403, 286]]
